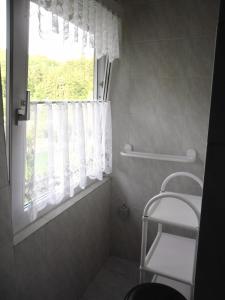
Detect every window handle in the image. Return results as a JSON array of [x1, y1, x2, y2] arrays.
[[16, 91, 30, 124]]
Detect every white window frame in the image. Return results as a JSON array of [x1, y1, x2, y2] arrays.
[[9, 0, 112, 238], [95, 55, 112, 101], [0, 0, 10, 177]]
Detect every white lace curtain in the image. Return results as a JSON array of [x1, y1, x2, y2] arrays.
[[26, 101, 112, 220], [36, 0, 120, 62]]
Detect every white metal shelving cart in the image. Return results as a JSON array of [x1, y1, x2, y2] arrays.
[[140, 172, 203, 300]]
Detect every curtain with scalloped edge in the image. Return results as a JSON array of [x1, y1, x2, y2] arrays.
[[37, 0, 120, 62], [26, 101, 112, 220]]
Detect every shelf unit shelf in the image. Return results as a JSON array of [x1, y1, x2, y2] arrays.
[[143, 232, 196, 285], [140, 172, 203, 300], [148, 192, 201, 231]]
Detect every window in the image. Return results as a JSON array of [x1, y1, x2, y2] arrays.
[[0, 0, 7, 132], [25, 2, 95, 211], [96, 55, 112, 101], [10, 0, 119, 233], [28, 2, 94, 102]]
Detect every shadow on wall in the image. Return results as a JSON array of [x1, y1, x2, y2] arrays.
[[109, 0, 219, 261]]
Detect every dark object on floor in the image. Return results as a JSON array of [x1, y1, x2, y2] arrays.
[[124, 283, 187, 300]]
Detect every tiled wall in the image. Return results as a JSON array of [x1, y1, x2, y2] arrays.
[[0, 72, 111, 298], [0, 0, 220, 297], [110, 0, 220, 260], [0, 101, 111, 300], [14, 181, 111, 300]]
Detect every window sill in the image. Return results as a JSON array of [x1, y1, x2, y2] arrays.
[[13, 177, 111, 245]]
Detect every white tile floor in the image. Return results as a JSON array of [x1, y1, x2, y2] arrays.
[[81, 257, 140, 300]]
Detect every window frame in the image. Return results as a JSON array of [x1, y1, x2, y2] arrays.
[[10, 0, 112, 235], [0, 0, 10, 178], [95, 55, 112, 101]]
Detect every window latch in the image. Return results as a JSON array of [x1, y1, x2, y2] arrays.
[[16, 91, 30, 125]]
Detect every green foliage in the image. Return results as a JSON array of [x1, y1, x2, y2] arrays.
[[1, 49, 94, 205], [0, 48, 6, 127], [0, 48, 94, 101], [28, 55, 94, 100], [0, 49, 6, 97]]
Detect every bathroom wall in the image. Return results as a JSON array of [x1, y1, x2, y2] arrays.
[[14, 180, 111, 300], [110, 0, 220, 260], [0, 1, 117, 299], [0, 70, 111, 299], [1, 70, 111, 300], [0, 85, 111, 300]]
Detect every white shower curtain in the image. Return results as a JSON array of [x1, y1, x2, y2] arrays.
[[25, 101, 112, 219]]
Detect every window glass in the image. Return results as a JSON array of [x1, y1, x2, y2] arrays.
[[0, 0, 7, 131], [25, 2, 95, 208], [28, 2, 94, 101]]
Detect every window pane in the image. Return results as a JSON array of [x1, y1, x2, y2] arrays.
[[25, 2, 95, 208], [28, 2, 94, 102], [0, 0, 7, 131]]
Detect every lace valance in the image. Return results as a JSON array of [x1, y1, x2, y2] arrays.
[[37, 0, 120, 62]]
